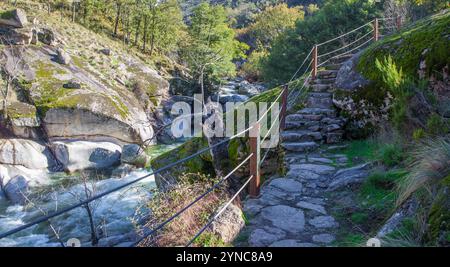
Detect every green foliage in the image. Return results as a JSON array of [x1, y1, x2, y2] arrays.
[[339, 139, 379, 165], [182, 3, 249, 91], [378, 143, 404, 167], [412, 128, 426, 140], [350, 212, 369, 224], [193, 233, 227, 247], [426, 113, 449, 135], [261, 0, 382, 84]]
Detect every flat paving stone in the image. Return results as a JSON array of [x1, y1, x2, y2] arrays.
[[269, 240, 318, 247], [268, 178, 303, 193], [261, 205, 305, 233], [248, 228, 286, 247], [312, 234, 336, 244], [309, 216, 339, 229], [296, 201, 327, 215]]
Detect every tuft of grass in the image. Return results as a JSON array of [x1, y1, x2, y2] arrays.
[[397, 137, 450, 206], [360, 170, 407, 212], [334, 233, 366, 247], [350, 212, 369, 224]]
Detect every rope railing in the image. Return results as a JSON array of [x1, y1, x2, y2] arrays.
[[0, 16, 404, 247]]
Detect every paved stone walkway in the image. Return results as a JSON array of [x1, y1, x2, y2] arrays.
[[240, 149, 370, 247]]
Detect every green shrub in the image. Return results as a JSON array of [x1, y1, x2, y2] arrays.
[[426, 113, 449, 136], [413, 128, 426, 140], [378, 143, 404, 167]]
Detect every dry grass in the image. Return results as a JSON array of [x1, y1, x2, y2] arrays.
[[137, 173, 230, 247], [396, 136, 450, 206]]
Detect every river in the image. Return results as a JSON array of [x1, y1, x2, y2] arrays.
[[0, 143, 181, 247]]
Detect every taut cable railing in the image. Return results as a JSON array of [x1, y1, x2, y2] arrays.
[[0, 16, 403, 247]]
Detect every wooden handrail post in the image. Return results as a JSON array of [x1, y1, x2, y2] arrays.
[[396, 15, 402, 31], [373, 18, 379, 41], [249, 122, 261, 197], [312, 45, 318, 80], [280, 85, 288, 131]]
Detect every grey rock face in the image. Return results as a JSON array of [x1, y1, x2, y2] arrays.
[[120, 144, 141, 164], [335, 52, 370, 91], [56, 48, 71, 65], [0, 139, 57, 170], [328, 162, 372, 190], [209, 203, 245, 244], [3, 175, 29, 204], [261, 205, 305, 233]]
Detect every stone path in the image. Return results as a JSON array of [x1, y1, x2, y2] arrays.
[[239, 54, 373, 247]]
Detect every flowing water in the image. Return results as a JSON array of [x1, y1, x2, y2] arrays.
[[0, 143, 182, 247]]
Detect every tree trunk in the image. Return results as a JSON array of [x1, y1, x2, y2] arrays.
[[142, 15, 148, 52], [114, 3, 122, 36], [2, 80, 9, 120], [134, 16, 141, 46]]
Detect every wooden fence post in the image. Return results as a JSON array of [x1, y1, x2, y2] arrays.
[[280, 85, 288, 131], [249, 122, 261, 197], [312, 45, 318, 80], [374, 18, 379, 41]]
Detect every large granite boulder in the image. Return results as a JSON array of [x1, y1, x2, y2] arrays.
[[209, 203, 245, 243], [0, 139, 58, 170], [50, 141, 122, 173], [335, 52, 370, 91]]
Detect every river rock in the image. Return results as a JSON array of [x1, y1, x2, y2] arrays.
[[312, 234, 335, 244], [268, 178, 303, 194], [0, 139, 57, 170], [0, 9, 28, 28], [63, 79, 81, 89], [209, 203, 245, 243], [50, 141, 121, 173], [121, 144, 149, 167], [3, 175, 30, 205]]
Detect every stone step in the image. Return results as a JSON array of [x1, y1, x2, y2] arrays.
[[311, 78, 336, 85], [307, 94, 333, 109], [297, 108, 336, 117], [308, 92, 332, 98], [311, 84, 332, 92], [317, 70, 338, 79], [329, 54, 353, 64], [285, 121, 320, 131], [281, 131, 323, 142], [282, 142, 319, 152], [322, 63, 342, 71], [286, 114, 323, 122]]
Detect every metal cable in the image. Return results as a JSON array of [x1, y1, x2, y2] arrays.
[[317, 36, 374, 68], [288, 47, 314, 82], [185, 175, 254, 247], [132, 153, 253, 247], [0, 126, 254, 240]]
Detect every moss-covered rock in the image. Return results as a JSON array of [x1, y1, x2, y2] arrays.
[[358, 10, 450, 82], [151, 87, 285, 190]]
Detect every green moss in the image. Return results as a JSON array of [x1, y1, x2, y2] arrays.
[[109, 95, 129, 119], [7, 102, 37, 119], [334, 233, 366, 247], [358, 11, 450, 83], [0, 10, 15, 20]]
